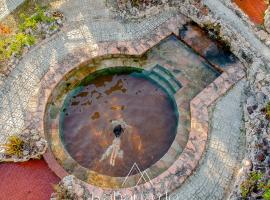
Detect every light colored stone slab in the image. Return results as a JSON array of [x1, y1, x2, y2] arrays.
[[170, 79, 246, 200]]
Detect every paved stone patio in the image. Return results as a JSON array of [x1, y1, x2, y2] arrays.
[[0, 0, 180, 145], [0, 0, 255, 199], [171, 79, 246, 200]]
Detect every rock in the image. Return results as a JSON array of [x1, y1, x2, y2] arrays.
[[265, 156, 270, 166], [256, 72, 265, 82], [247, 96, 256, 107], [51, 175, 90, 200], [252, 104, 258, 111], [261, 86, 270, 96], [242, 159, 253, 170], [23, 150, 29, 156], [257, 30, 268, 41], [247, 106, 254, 114], [264, 6, 270, 33], [256, 151, 266, 162], [56, 19, 62, 25], [257, 92, 268, 104]]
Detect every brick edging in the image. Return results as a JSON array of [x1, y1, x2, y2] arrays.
[[25, 13, 245, 199]]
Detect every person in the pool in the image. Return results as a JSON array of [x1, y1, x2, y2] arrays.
[[99, 119, 130, 166], [113, 124, 123, 137]]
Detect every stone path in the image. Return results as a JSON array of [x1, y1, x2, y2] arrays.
[[0, 0, 253, 199], [0, 0, 177, 146], [170, 79, 246, 200], [52, 0, 176, 42], [0, 0, 24, 20]]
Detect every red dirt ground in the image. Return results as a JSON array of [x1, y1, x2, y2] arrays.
[[233, 0, 268, 24], [0, 159, 60, 200]]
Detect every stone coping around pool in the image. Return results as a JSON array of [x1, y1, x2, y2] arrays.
[[44, 61, 186, 189], [25, 14, 246, 199]]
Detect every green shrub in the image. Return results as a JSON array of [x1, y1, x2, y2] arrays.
[[0, 33, 36, 60], [19, 16, 38, 31], [3, 135, 24, 156], [241, 172, 270, 200], [0, 5, 58, 64], [266, 102, 270, 118], [19, 6, 55, 31], [240, 172, 263, 199], [264, 189, 270, 200]]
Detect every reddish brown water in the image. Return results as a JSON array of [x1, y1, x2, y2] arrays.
[[61, 71, 178, 177]]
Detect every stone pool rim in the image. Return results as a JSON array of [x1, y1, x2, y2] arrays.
[[26, 41, 245, 198], [57, 66, 180, 179], [44, 63, 184, 188]]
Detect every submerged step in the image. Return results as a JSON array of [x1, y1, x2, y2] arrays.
[[148, 73, 175, 96], [151, 71, 179, 93], [151, 65, 182, 93]]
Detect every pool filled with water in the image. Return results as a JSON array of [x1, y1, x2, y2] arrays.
[[60, 68, 178, 177]]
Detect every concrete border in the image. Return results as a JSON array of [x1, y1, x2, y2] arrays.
[[26, 14, 245, 199]]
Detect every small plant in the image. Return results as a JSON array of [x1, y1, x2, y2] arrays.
[[52, 183, 76, 200], [240, 171, 263, 199], [265, 102, 270, 118], [3, 135, 24, 157], [19, 6, 56, 31], [0, 4, 61, 66], [0, 33, 36, 61], [261, 102, 270, 120], [240, 171, 270, 200], [264, 189, 270, 200], [261, 181, 270, 200]]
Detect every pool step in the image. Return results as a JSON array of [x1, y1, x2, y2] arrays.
[[152, 65, 182, 92], [147, 65, 182, 95], [148, 73, 175, 95]]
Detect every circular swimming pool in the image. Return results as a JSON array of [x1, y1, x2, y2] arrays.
[[60, 67, 178, 177]]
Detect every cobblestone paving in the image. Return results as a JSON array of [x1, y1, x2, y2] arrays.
[[52, 0, 176, 41], [0, 0, 24, 19], [170, 79, 246, 200], [0, 0, 177, 145], [0, 0, 247, 199]]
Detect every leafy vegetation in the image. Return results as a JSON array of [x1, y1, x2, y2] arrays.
[[261, 102, 270, 120], [264, 188, 270, 200], [19, 6, 55, 31], [0, 5, 59, 64], [2, 135, 24, 157], [240, 171, 270, 200], [0, 33, 35, 60], [52, 184, 77, 200], [265, 102, 270, 118]]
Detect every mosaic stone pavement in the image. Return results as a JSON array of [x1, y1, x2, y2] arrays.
[[0, 0, 247, 199], [171, 79, 246, 200], [0, 0, 177, 144]]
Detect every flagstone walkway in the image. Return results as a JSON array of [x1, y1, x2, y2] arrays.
[[0, 0, 251, 199]]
